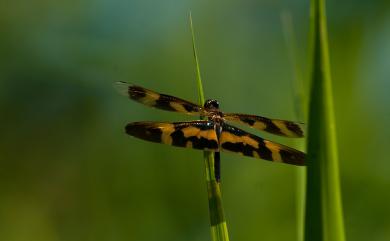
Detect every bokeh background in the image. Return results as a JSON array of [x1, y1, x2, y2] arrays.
[[1, 0, 390, 240]]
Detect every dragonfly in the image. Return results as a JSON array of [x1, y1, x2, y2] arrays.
[[116, 82, 305, 182]]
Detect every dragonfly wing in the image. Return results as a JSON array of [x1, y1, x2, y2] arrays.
[[126, 121, 219, 151], [116, 82, 205, 115], [224, 113, 305, 138], [220, 123, 305, 166]]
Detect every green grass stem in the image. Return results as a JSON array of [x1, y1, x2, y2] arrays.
[[304, 0, 346, 240], [189, 13, 230, 241], [280, 10, 307, 241]]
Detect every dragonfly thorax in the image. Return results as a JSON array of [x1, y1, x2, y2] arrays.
[[204, 99, 224, 124]]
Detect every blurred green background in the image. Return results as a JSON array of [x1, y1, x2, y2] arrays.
[[1, 0, 390, 241]]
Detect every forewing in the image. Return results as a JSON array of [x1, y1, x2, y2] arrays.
[[116, 82, 205, 115], [220, 123, 305, 166], [224, 113, 305, 138], [125, 121, 219, 151]]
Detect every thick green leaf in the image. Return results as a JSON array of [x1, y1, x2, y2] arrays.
[[304, 0, 346, 241]]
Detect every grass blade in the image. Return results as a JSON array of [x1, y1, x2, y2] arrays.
[[280, 10, 307, 241], [304, 0, 346, 240], [190, 12, 205, 105], [189, 12, 230, 241]]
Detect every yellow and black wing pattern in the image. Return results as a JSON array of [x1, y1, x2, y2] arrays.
[[220, 123, 305, 165], [224, 113, 304, 138], [125, 121, 304, 165], [126, 121, 219, 151], [116, 82, 204, 115]]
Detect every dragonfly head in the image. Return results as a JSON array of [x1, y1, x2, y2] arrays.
[[204, 99, 220, 111]]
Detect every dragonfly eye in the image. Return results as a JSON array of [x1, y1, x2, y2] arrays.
[[204, 99, 220, 110]]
